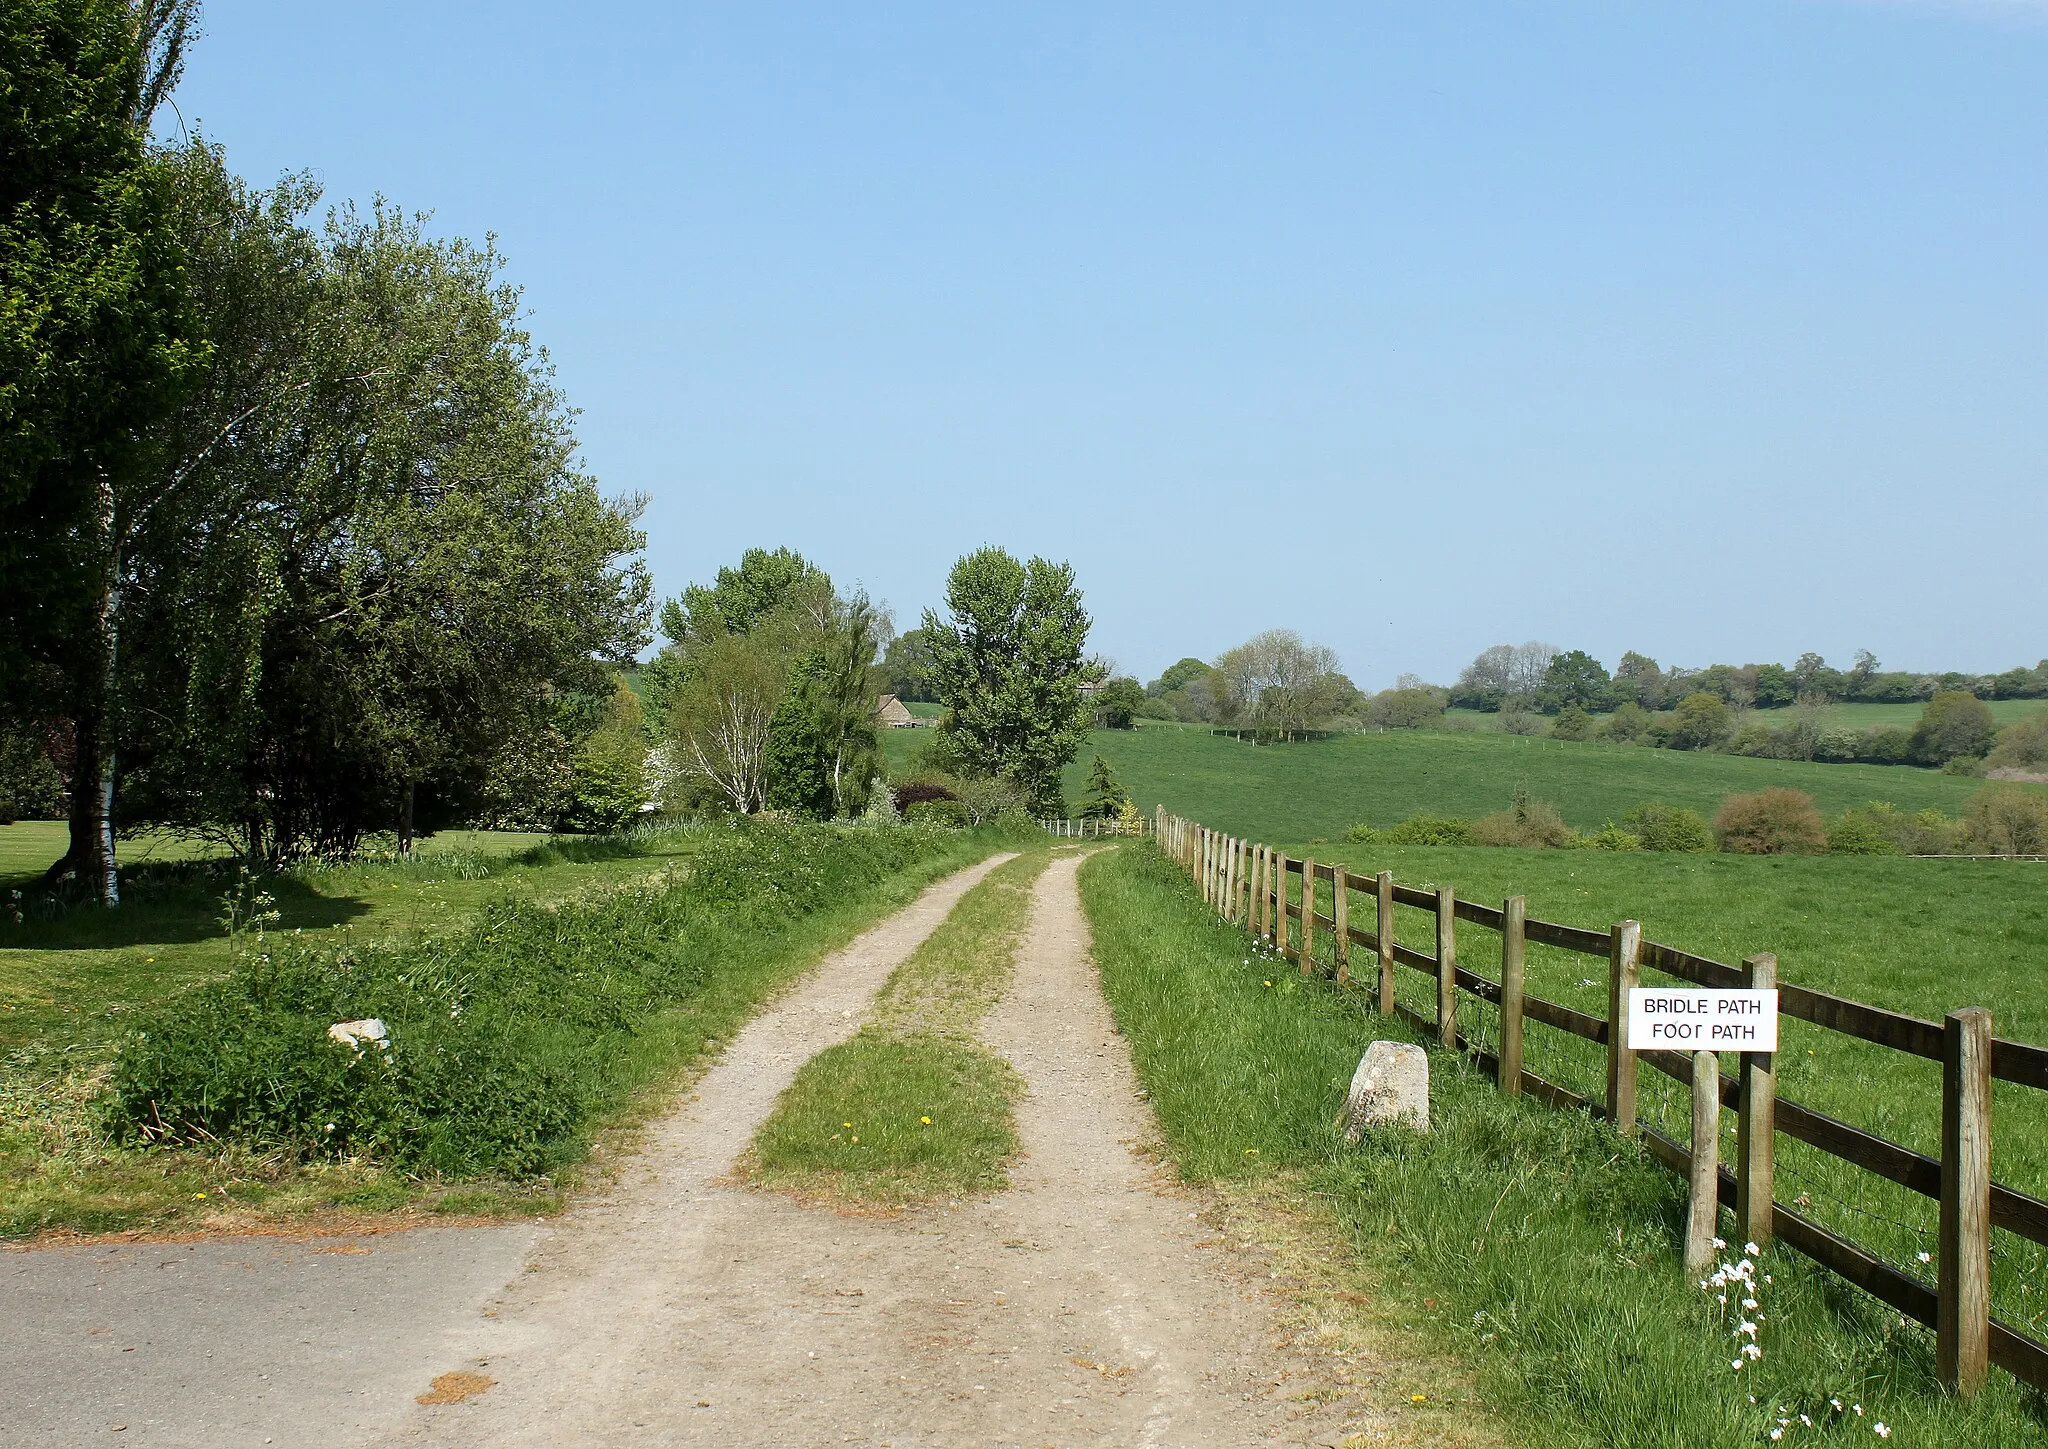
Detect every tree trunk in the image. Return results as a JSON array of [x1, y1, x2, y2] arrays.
[[398, 781, 415, 854]]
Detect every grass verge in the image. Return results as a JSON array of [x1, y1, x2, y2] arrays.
[[2, 821, 1024, 1239], [745, 849, 1051, 1209], [1079, 843, 2048, 1449]]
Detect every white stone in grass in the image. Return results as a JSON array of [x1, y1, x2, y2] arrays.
[[1343, 1041, 1428, 1140], [327, 1018, 390, 1056]]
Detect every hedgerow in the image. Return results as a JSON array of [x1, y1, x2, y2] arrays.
[[105, 820, 974, 1177]]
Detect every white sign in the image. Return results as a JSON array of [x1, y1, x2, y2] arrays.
[[1626, 988, 1778, 1052]]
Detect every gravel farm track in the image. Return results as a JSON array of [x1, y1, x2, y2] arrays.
[[5, 850, 1465, 1448]]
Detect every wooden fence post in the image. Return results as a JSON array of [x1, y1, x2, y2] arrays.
[[1203, 829, 1214, 906], [1376, 871, 1395, 1016], [1939, 1006, 1993, 1397], [1332, 866, 1350, 987], [1500, 896, 1526, 1096], [1436, 885, 1458, 1050], [1299, 858, 1317, 976], [1273, 851, 1290, 954], [1738, 952, 1777, 1251], [1686, 1048, 1721, 1277], [1607, 921, 1642, 1137], [1250, 846, 1265, 937], [1223, 837, 1236, 921]]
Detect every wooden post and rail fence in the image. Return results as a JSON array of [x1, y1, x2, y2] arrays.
[[1152, 805, 2048, 1398]]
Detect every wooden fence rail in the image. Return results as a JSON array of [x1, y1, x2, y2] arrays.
[[1151, 805, 2048, 1398]]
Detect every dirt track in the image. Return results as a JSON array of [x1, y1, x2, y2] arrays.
[[380, 851, 1381, 1447]]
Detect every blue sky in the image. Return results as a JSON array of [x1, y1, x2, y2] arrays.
[[170, 1, 2047, 688]]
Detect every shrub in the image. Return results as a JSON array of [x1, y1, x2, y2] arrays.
[[1621, 803, 1714, 853], [953, 775, 1027, 825], [1548, 705, 1593, 742], [1911, 690, 1997, 765], [1942, 754, 1985, 777], [1343, 823, 1382, 845], [1667, 692, 1731, 750], [1724, 722, 1774, 757], [1826, 806, 1903, 856], [1472, 783, 1576, 848], [1860, 725, 1913, 765], [1384, 813, 1475, 846], [1966, 783, 2048, 856], [106, 821, 962, 1176], [1814, 727, 1863, 762], [1985, 714, 2048, 777], [1601, 701, 1653, 743], [1712, 789, 1827, 855], [904, 798, 969, 827], [1579, 824, 1641, 851], [1367, 687, 1445, 730], [891, 780, 957, 813]]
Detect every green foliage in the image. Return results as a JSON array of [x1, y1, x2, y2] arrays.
[[1601, 700, 1654, 743], [904, 798, 969, 827], [1092, 676, 1144, 730], [1911, 690, 1997, 766], [104, 821, 973, 1175], [1965, 783, 2048, 856], [1367, 686, 1445, 730], [1472, 782, 1575, 848], [1667, 692, 1732, 750], [1578, 823, 1641, 851], [1713, 789, 1827, 856], [1079, 754, 1130, 819], [1547, 703, 1593, 741], [1827, 806, 1904, 857], [1539, 649, 1610, 711], [1384, 813, 1476, 846], [0, 728, 63, 823], [108, 168, 652, 862], [921, 547, 1094, 815], [1985, 714, 2048, 775], [1620, 803, 1713, 853], [569, 684, 651, 833]]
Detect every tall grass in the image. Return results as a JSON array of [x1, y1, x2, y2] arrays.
[[104, 820, 1014, 1179], [1079, 844, 2048, 1448]]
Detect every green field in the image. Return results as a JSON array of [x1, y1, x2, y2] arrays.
[[1443, 700, 2046, 735], [1039, 722, 2010, 838], [1082, 845, 2048, 1447]]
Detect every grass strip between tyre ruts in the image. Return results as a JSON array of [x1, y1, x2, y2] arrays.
[[1076, 842, 2048, 1449], [745, 849, 1054, 1209]]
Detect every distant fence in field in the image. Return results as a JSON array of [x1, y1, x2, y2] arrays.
[[1154, 806, 2048, 1399], [1036, 816, 1149, 839]]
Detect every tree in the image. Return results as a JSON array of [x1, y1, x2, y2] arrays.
[[1093, 677, 1144, 729], [1079, 755, 1129, 819], [1368, 687, 1444, 730], [921, 547, 1095, 815], [879, 626, 937, 702], [111, 195, 651, 862], [1753, 663, 1795, 709], [765, 595, 884, 817], [1910, 690, 1996, 766], [1540, 650, 1610, 712], [1667, 692, 1731, 750], [1612, 651, 1666, 709], [1213, 630, 1346, 738], [1454, 644, 1515, 709], [1, 0, 202, 901], [1149, 657, 1213, 697]]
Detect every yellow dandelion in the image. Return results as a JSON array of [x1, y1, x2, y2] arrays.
[[920, 1116, 932, 1125], [1410, 1393, 1428, 1404], [192, 1191, 207, 1199]]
